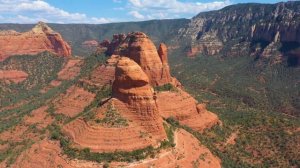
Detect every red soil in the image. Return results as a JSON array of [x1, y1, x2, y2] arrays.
[[11, 140, 102, 168], [40, 80, 62, 93], [57, 59, 83, 80], [0, 70, 28, 83], [157, 88, 220, 132], [0, 124, 29, 142], [63, 98, 166, 152], [50, 80, 62, 87], [225, 131, 239, 146], [0, 100, 28, 112], [23, 106, 54, 129], [112, 129, 221, 168], [41, 58, 83, 93], [79, 64, 115, 88], [53, 86, 95, 117], [0, 144, 9, 152]]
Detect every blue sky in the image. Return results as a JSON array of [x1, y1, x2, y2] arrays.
[[0, 0, 286, 23]]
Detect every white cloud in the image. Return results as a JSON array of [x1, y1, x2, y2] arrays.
[[0, 0, 113, 24], [0, 0, 232, 23], [128, 11, 145, 19], [127, 0, 231, 19]]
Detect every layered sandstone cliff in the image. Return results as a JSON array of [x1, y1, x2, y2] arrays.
[[179, 1, 300, 66], [0, 22, 71, 61]]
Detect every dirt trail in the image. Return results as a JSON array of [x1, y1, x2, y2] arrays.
[[112, 129, 221, 168]]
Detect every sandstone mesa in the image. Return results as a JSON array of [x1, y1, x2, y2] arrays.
[[0, 22, 71, 62]]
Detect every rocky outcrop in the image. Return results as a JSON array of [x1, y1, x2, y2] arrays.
[[81, 40, 99, 52], [124, 32, 172, 86], [105, 32, 172, 86], [0, 22, 71, 61], [0, 70, 28, 83], [157, 88, 220, 132], [112, 57, 154, 103], [106, 34, 126, 55], [188, 32, 223, 57], [158, 43, 168, 64], [112, 57, 166, 138]]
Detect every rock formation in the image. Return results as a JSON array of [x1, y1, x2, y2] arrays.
[[112, 57, 154, 103], [81, 40, 99, 51], [106, 34, 126, 55], [158, 43, 168, 64], [104, 32, 172, 86], [112, 57, 166, 138], [99, 32, 219, 131], [178, 1, 300, 65], [63, 57, 167, 152], [0, 22, 71, 61], [112, 57, 164, 131], [124, 32, 172, 86], [0, 70, 28, 83], [188, 32, 223, 57], [157, 88, 220, 132]]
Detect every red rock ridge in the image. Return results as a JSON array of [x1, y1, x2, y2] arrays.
[[0, 22, 71, 61], [0, 70, 28, 83]]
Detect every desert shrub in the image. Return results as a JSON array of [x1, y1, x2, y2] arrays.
[[154, 83, 177, 92], [95, 103, 128, 127]]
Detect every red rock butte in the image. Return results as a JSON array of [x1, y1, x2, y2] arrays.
[[63, 32, 219, 153], [102, 32, 172, 86], [63, 57, 167, 152], [103, 31, 220, 132], [0, 22, 71, 62]]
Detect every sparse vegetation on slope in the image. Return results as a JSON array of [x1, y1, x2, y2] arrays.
[[169, 53, 300, 168], [0, 52, 64, 107], [94, 103, 129, 128], [48, 120, 176, 163]]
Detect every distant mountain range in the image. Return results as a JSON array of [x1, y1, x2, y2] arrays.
[[1, 1, 299, 66]]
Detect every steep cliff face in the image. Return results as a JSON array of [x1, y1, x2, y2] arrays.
[[0, 22, 71, 61], [112, 57, 155, 106], [103, 32, 172, 86], [125, 32, 172, 86], [179, 1, 300, 66], [112, 57, 166, 138]]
